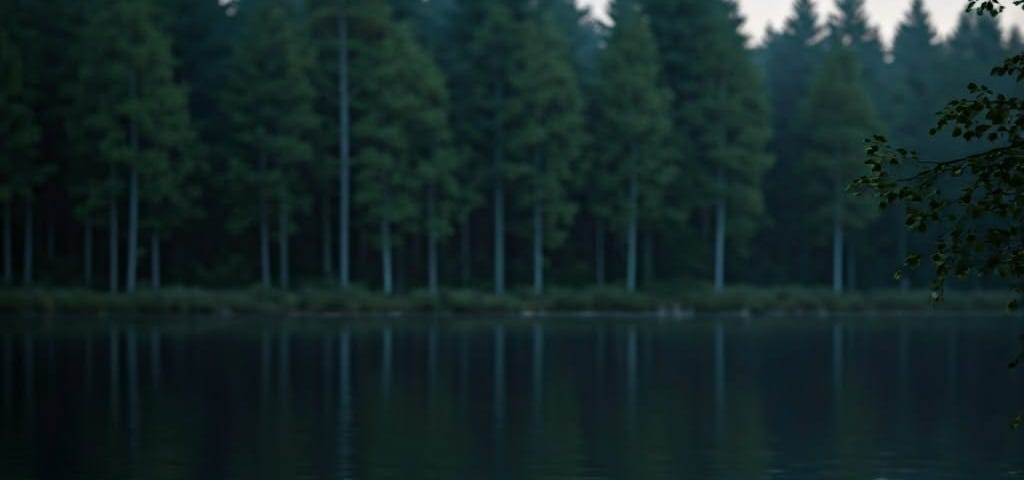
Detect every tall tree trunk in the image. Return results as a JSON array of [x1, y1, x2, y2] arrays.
[[832, 181, 844, 294], [643, 230, 654, 286], [22, 197, 32, 287], [84, 221, 92, 287], [714, 168, 727, 291], [278, 199, 289, 290], [427, 186, 438, 294], [846, 244, 856, 292], [259, 153, 271, 288], [493, 82, 506, 295], [595, 219, 605, 287], [125, 71, 139, 293], [898, 208, 910, 291], [322, 193, 332, 278], [338, 12, 351, 288], [2, 201, 10, 284], [380, 218, 392, 295], [150, 232, 160, 290], [46, 215, 54, 261], [533, 152, 543, 295], [460, 217, 471, 286], [626, 169, 638, 293], [109, 195, 119, 293]]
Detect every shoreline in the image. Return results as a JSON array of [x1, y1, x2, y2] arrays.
[[0, 286, 1016, 317]]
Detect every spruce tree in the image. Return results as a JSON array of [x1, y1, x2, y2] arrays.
[[641, 0, 773, 289], [801, 46, 879, 293], [222, 0, 317, 289], [589, 0, 673, 293], [351, 2, 458, 294], [0, 30, 41, 286], [454, 1, 519, 294], [760, 0, 823, 284], [506, 12, 584, 294], [68, 0, 196, 292], [888, 0, 944, 290]]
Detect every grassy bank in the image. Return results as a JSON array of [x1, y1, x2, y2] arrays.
[[0, 286, 1015, 316]]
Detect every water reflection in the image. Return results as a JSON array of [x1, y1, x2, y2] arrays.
[[149, 330, 161, 390], [109, 327, 119, 425], [380, 327, 392, 396], [337, 329, 352, 480], [1, 317, 1022, 480], [626, 325, 637, 428], [127, 329, 140, 449], [832, 321, 844, 399], [23, 333, 33, 412], [714, 320, 726, 417], [3, 334, 11, 421], [260, 331, 270, 405], [493, 325, 506, 478], [532, 323, 543, 411], [278, 330, 290, 408]]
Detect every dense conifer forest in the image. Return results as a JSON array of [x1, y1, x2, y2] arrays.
[[1, 0, 1021, 296]]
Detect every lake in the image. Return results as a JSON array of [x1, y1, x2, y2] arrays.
[[1, 315, 1022, 479]]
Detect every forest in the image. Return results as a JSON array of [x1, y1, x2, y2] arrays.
[[0, 0, 1021, 298]]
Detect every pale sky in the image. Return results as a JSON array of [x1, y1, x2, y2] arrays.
[[577, 0, 1024, 47]]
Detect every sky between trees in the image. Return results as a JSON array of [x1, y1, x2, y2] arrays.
[[579, 0, 1024, 44]]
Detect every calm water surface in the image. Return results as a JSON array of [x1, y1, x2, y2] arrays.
[[1, 315, 1023, 479]]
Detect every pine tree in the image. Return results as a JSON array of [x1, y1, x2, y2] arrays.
[[0, 30, 42, 286], [68, 0, 196, 293], [702, 1, 773, 291], [506, 12, 584, 294], [828, 0, 887, 115], [309, 0, 358, 288], [589, 0, 673, 293], [801, 46, 879, 293], [351, 2, 458, 294], [222, 0, 317, 289], [641, 0, 773, 289], [759, 0, 823, 284], [454, 1, 519, 294], [888, 0, 944, 290]]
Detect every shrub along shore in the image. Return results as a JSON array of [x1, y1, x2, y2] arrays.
[[0, 286, 1015, 316]]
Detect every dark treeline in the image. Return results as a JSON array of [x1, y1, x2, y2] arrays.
[[0, 0, 1020, 295]]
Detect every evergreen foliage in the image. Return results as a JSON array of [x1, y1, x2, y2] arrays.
[[2, 0, 1021, 299], [221, 0, 317, 289], [802, 46, 879, 292]]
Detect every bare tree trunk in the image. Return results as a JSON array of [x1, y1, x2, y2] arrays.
[[84, 221, 93, 287], [109, 195, 119, 293], [126, 71, 140, 293], [22, 198, 32, 286], [150, 232, 160, 290], [493, 82, 506, 295], [2, 202, 10, 284], [381, 218, 393, 295], [643, 230, 654, 287], [322, 194, 332, 278], [595, 219, 605, 287], [427, 187, 438, 294], [626, 169, 638, 293], [532, 152, 543, 295], [832, 181, 844, 294], [338, 12, 351, 288], [846, 244, 856, 292], [460, 218, 471, 286], [278, 199, 289, 290], [898, 207, 910, 290], [714, 189, 727, 291], [46, 214, 54, 261], [259, 154, 271, 288]]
